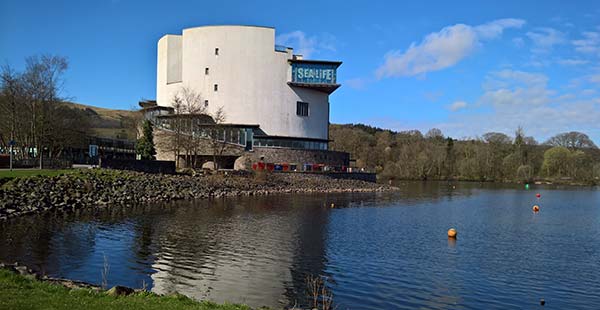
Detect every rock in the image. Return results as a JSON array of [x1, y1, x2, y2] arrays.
[[106, 285, 135, 296], [233, 156, 252, 171], [201, 161, 216, 170]]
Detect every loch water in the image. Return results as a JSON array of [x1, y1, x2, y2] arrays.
[[1, 182, 599, 309]]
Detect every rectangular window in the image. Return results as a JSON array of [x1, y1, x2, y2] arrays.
[[215, 48, 219, 55], [214, 84, 218, 92], [204, 100, 209, 107], [205, 67, 209, 75], [296, 101, 309, 116]]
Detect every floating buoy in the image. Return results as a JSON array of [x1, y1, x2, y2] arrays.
[[525, 184, 530, 190], [536, 193, 541, 198], [330, 203, 335, 208], [447, 228, 457, 238], [540, 298, 545, 306], [533, 205, 540, 212]]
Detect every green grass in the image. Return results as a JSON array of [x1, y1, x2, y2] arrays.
[[0, 269, 252, 310], [0, 169, 74, 179]]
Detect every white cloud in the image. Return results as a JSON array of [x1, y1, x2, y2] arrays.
[[448, 101, 468, 111], [572, 31, 600, 55], [275, 31, 336, 58], [557, 58, 589, 66], [345, 77, 370, 90], [512, 37, 525, 48], [376, 18, 525, 78], [474, 18, 526, 39], [435, 70, 600, 143], [525, 27, 567, 53]]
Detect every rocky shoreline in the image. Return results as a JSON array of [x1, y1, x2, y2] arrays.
[[0, 169, 395, 221]]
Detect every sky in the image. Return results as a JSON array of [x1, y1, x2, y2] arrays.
[[1, 0, 599, 144]]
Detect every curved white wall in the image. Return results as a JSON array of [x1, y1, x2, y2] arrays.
[[156, 25, 332, 140]]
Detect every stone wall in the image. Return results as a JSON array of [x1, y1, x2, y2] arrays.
[[100, 158, 176, 174], [248, 147, 350, 166]]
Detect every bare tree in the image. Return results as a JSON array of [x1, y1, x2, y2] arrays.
[[545, 131, 597, 149], [207, 106, 227, 170]]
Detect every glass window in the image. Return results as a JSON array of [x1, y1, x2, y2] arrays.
[[296, 101, 309, 117], [205, 67, 209, 75], [214, 84, 218, 92], [204, 100, 208, 107], [215, 48, 219, 55]]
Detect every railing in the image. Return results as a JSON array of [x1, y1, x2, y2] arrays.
[[274, 45, 289, 52]]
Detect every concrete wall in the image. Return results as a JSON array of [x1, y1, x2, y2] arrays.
[[156, 25, 331, 141]]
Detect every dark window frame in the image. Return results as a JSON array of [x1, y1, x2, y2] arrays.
[[296, 101, 309, 117]]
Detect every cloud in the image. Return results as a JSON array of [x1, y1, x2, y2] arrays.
[[512, 37, 525, 48], [435, 69, 600, 143], [345, 77, 370, 90], [448, 101, 468, 111], [526, 27, 567, 53], [376, 18, 525, 78], [275, 31, 336, 58], [557, 58, 589, 66], [572, 31, 600, 55]]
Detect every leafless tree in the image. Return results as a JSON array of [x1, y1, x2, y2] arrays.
[[208, 106, 227, 170], [545, 131, 597, 149]]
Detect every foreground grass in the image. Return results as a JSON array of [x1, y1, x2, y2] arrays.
[[0, 270, 252, 310], [0, 169, 74, 179]]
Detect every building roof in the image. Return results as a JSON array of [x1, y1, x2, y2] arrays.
[[288, 59, 343, 67]]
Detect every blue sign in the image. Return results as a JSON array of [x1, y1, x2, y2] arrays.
[[291, 62, 338, 85], [89, 145, 98, 157]]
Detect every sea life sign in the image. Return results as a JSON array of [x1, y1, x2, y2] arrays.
[[291, 62, 338, 84]]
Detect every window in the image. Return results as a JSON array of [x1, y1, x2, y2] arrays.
[[205, 67, 209, 75], [214, 84, 218, 92], [204, 100, 209, 107], [215, 48, 219, 55], [296, 101, 309, 116]]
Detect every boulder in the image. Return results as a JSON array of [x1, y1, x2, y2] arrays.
[[107, 285, 135, 296], [201, 161, 216, 170], [233, 156, 252, 171]]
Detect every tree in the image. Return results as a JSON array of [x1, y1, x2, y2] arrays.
[[545, 131, 597, 149], [1, 55, 90, 166], [425, 128, 443, 140], [136, 120, 156, 160], [208, 106, 227, 170], [163, 86, 207, 168], [541, 146, 571, 177]]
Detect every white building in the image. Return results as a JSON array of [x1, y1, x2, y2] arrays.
[[155, 25, 341, 151]]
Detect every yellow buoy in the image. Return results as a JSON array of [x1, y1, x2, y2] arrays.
[[533, 205, 540, 212], [447, 228, 457, 238]]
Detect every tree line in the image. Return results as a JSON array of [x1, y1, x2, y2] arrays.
[[329, 124, 600, 185]]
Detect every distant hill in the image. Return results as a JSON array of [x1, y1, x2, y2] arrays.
[[65, 102, 139, 141]]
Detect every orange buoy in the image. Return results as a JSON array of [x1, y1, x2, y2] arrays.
[[447, 228, 457, 238], [533, 205, 540, 212]]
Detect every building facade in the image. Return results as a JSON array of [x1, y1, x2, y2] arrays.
[[156, 25, 341, 150], [148, 25, 348, 169]]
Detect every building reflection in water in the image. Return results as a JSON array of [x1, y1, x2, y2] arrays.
[[145, 195, 334, 308]]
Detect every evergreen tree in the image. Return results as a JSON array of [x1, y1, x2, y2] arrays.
[[136, 120, 156, 160]]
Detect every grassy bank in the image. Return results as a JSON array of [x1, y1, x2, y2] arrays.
[[0, 269, 251, 310], [0, 169, 74, 179]]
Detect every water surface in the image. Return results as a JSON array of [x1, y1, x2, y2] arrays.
[[1, 182, 599, 309]]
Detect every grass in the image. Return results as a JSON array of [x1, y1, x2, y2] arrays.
[[0, 269, 253, 310], [0, 169, 74, 179]]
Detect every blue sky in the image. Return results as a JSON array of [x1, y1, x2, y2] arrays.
[[1, 0, 599, 143]]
